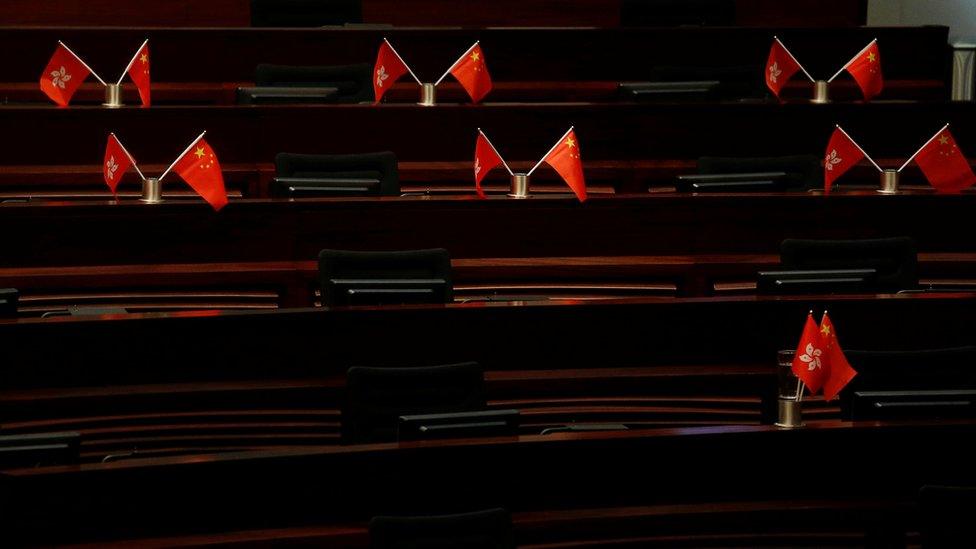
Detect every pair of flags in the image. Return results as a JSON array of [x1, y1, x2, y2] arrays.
[[792, 311, 857, 401], [824, 124, 976, 193], [766, 37, 882, 101], [41, 40, 151, 107], [374, 39, 492, 104], [104, 132, 227, 211], [474, 128, 587, 202]]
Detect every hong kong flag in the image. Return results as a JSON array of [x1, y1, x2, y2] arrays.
[[449, 42, 492, 104], [171, 137, 228, 211], [824, 126, 866, 194], [541, 128, 587, 202], [474, 130, 506, 198], [765, 38, 802, 99], [103, 133, 136, 195], [844, 40, 883, 101], [373, 39, 412, 103], [125, 40, 151, 106], [792, 312, 828, 394], [912, 126, 976, 193], [40, 42, 92, 107], [819, 312, 858, 401]]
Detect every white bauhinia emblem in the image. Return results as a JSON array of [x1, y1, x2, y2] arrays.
[[105, 156, 119, 180], [474, 157, 481, 176], [824, 149, 842, 171], [50, 66, 71, 89], [376, 66, 388, 88], [799, 343, 823, 371], [769, 62, 781, 83]]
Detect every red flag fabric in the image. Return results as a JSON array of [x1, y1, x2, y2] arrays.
[[103, 134, 135, 194], [845, 41, 883, 101], [913, 127, 976, 193], [373, 40, 410, 103], [765, 39, 801, 99], [819, 312, 858, 401], [791, 312, 828, 394], [450, 43, 492, 104], [126, 42, 151, 106], [823, 127, 866, 194], [474, 132, 504, 198], [542, 129, 587, 202], [172, 138, 228, 211], [40, 43, 91, 107]]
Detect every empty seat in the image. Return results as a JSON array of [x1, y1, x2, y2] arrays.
[[698, 155, 821, 190], [318, 248, 453, 307], [780, 237, 919, 292], [343, 362, 485, 444], [273, 151, 399, 197], [250, 0, 362, 27], [370, 508, 514, 549], [254, 63, 373, 103]]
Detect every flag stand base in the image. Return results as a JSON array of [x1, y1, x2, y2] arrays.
[[878, 169, 900, 194], [775, 399, 804, 429], [103, 84, 124, 108], [419, 83, 436, 106], [811, 80, 829, 104], [508, 173, 530, 198], [141, 177, 162, 203]]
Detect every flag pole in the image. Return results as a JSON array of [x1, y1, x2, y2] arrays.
[[774, 36, 815, 83], [434, 41, 479, 87], [898, 123, 949, 172], [111, 133, 146, 181], [159, 131, 206, 182], [384, 38, 423, 86], [58, 40, 106, 85], [828, 38, 877, 83], [116, 38, 148, 86], [835, 125, 882, 172], [527, 126, 574, 176], [478, 129, 513, 175]]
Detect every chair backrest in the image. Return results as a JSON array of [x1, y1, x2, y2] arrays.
[[780, 237, 919, 292], [274, 151, 399, 197], [369, 508, 514, 549], [343, 362, 486, 444], [250, 0, 362, 27], [698, 155, 821, 189], [318, 248, 453, 307], [919, 485, 976, 548], [254, 63, 373, 103]]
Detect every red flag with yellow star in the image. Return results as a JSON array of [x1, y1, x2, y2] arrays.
[[125, 41, 151, 106], [912, 126, 976, 193], [449, 43, 492, 104], [844, 40, 883, 101], [791, 312, 828, 394], [819, 312, 858, 401], [541, 128, 587, 202], [172, 138, 227, 211]]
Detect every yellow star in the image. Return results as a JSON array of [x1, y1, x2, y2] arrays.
[[820, 323, 831, 337], [140, 53, 148, 64], [565, 137, 575, 148], [471, 51, 480, 62], [193, 147, 205, 159], [939, 135, 950, 145], [867, 52, 876, 63]]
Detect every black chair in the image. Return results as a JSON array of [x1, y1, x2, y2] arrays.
[[0, 432, 81, 468], [318, 248, 453, 307], [0, 288, 18, 317], [250, 0, 362, 27], [370, 508, 514, 549], [253, 63, 373, 103], [273, 151, 399, 197], [698, 155, 821, 190], [343, 362, 486, 444], [919, 485, 976, 548], [779, 237, 919, 292], [621, 0, 735, 26]]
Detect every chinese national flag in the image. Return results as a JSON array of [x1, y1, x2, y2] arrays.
[[913, 127, 976, 194], [824, 127, 866, 194], [40, 43, 91, 107], [103, 133, 135, 194], [791, 312, 828, 394], [172, 138, 228, 211], [474, 131, 504, 198], [126, 41, 151, 106], [845, 41, 883, 101], [543, 129, 587, 202], [450, 43, 492, 104], [765, 39, 801, 99], [819, 312, 858, 401], [373, 40, 410, 103]]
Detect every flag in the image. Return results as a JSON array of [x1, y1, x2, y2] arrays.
[[373, 39, 410, 103], [913, 126, 976, 193], [542, 129, 587, 202], [845, 40, 883, 101], [474, 131, 504, 198], [765, 39, 802, 99], [792, 312, 828, 394], [819, 312, 858, 401], [450, 43, 492, 104], [126, 41, 151, 106], [103, 134, 135, 194], [172, 138, 228, 211], [40, 42, 91, 107], [824, 127, 866, 194]]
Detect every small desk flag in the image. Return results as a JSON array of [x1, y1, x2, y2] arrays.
[[792, 312, 828, 394], [474, 131, 505, 198], [765, 39, 802, 99], [40, 43, 91, 106], [374, 39, 412, 103], [913, 126, 976, 193], [541, 129, 587, 202], [824, 127, 866, 194], [449, 43, 492, 103], [819, 312, 858, 401], [172, 138, 228, 211], [103, 134, 136, 194], [844, 40, 883, 101], [125, 41, 151, 106]]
